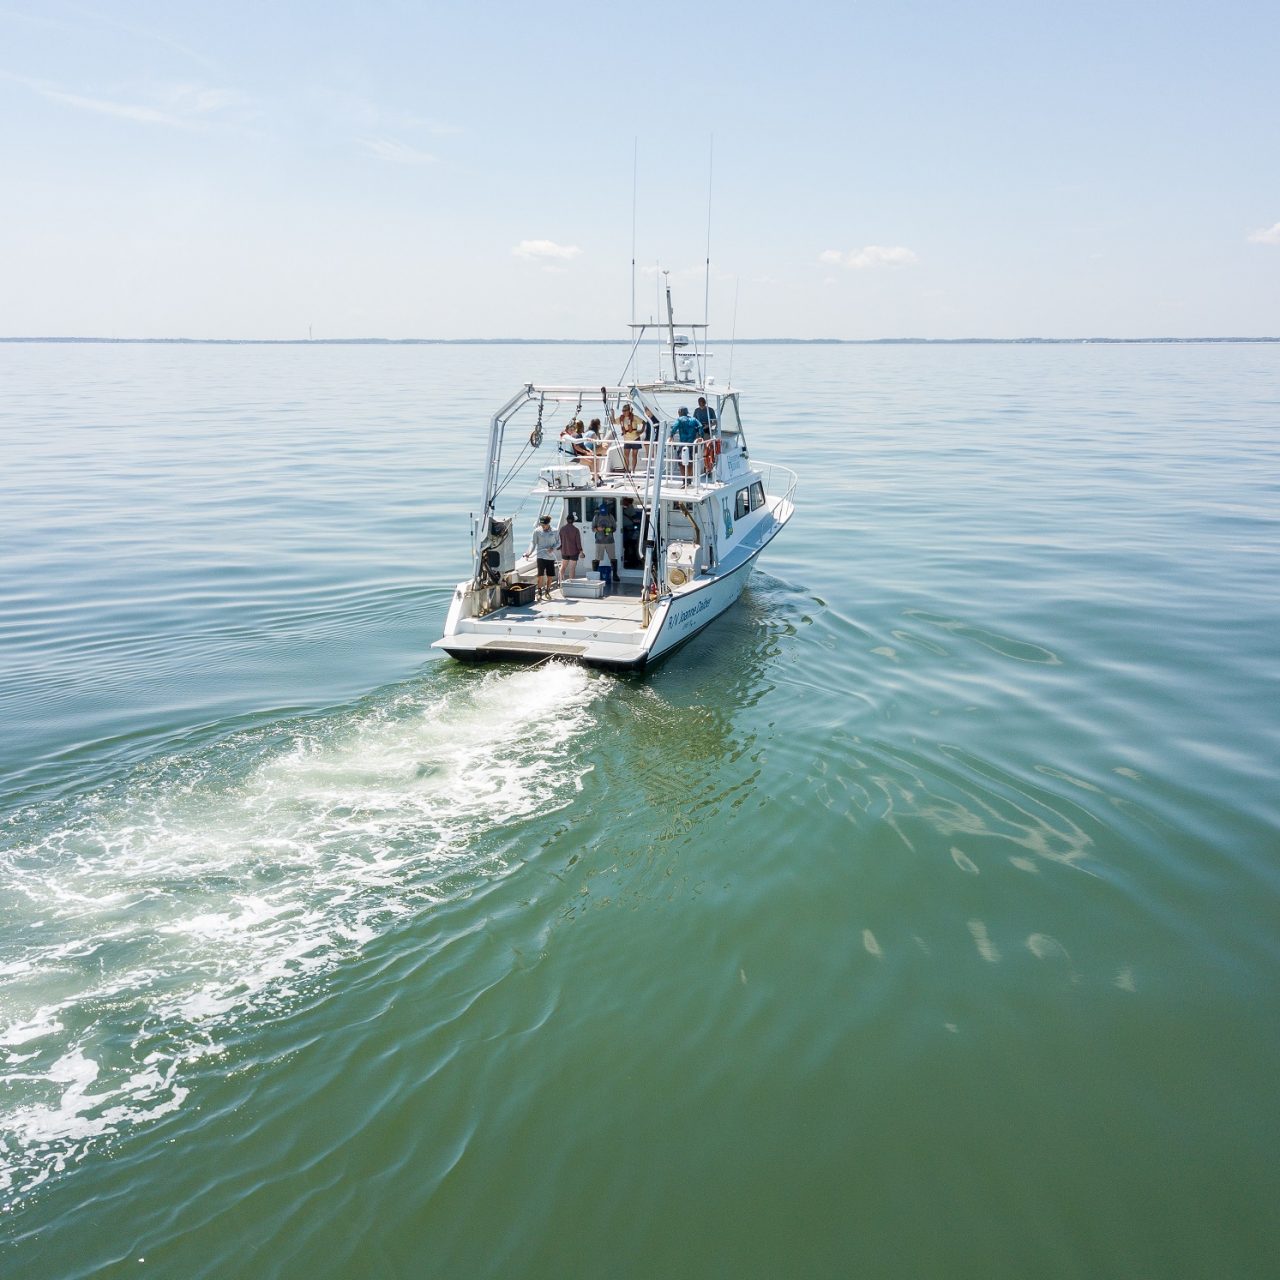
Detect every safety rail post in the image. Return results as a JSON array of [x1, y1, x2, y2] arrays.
[[641, 416, 672, 602]]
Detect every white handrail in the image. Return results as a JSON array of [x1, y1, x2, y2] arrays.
[[751, 460, 799, 510]]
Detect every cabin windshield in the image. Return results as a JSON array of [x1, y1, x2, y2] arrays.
[[719, 394, 742, 439]]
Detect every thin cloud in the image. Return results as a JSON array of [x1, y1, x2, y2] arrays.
[[397, 113, 462, 136], [1247, 222, 1280, 245], [321, 90, 461, 136], [33, 85, 187, 126], [513, 240, 582, 261], [820, 245, 920, 270], [15, 2, 223, 72], [4, 72, 250, 128], [157, 82, 250, 115], [361, 138, 437, 165]]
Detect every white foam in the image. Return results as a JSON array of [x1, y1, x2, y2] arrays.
[[0, 1009, 65, 1048], [0, 664, 601, 1203], [967, 919, 1002, 964]]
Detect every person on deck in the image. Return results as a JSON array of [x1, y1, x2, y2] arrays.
[[621, 497, 642, 569], [671, 407, 701, 484], [527, 514, 560, 601], [591, 502, 617, 580], [558, 511, 583, 583], [642, 408, 661, 464], [619, 404, 643, 473], [694, 396, 718, 478], [564, 420, 600, 479], [587, 418, 611, 478], [693, 396, 717, 433]]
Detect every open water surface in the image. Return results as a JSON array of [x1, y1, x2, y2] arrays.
[[2, 341, 1278, 1277]]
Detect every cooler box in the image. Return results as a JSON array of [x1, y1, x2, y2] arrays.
[[561, 578, 605, 599], [539, 464, 593, 489], [502, 583, 536, 606]]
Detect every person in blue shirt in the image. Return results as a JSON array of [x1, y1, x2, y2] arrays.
[[671, 407, 701, 484]]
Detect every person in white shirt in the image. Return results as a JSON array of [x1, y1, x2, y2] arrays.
[[527, 515, 560, 600]]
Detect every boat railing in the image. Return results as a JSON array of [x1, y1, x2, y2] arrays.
[[599, 438, 726, 494], [752, 460, 799, 511]]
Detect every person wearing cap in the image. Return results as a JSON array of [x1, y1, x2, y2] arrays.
[[671, 407, 701, 484], [527, 514, 560, 600]]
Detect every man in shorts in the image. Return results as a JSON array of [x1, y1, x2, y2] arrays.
[[528, 514, 560, 600]]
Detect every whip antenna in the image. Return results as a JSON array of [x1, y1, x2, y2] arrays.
[[631, 137, 638, 327], [728, 277, 740, 389], [704, 136, 713, 338]]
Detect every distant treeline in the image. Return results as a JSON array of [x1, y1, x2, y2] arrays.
[[2, 336, 1277, 346]]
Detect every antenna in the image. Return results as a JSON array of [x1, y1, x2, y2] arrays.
[[727, 278, 740, 389], [704, 136, 713, 332], [665, 273, 676, 382], [631, 138, 638, 327], [655, 261, 661, 380]]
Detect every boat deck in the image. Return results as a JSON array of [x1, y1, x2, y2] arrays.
[[435, 579, 654, 666], [491, 582, 648, 633]]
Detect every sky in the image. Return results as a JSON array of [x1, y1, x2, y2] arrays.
[[1, 0, 1277, 339]]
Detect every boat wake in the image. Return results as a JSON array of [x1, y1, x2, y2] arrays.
[[0, 662, 601, 1204]]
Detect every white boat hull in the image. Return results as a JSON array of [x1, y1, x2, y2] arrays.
[[644, 547, 759, 663], [434, 498, 791, 672]]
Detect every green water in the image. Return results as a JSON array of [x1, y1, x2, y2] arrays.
[[2, 342, 1278, 1277]]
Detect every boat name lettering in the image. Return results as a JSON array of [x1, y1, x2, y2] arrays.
[[671, 596, 712, 630]]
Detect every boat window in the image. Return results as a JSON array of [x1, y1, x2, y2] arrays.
[[750, 481, 766, 511], [735, 486, 751, 520], [719, 396, 741, 436]]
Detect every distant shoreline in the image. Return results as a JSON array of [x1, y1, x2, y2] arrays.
[[2, 336, 1277, 346]]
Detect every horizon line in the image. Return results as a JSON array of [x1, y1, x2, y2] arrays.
[[3, 336, 1279, 347]]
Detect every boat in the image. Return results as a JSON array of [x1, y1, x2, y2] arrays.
[[432, 290, 796, 671]]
